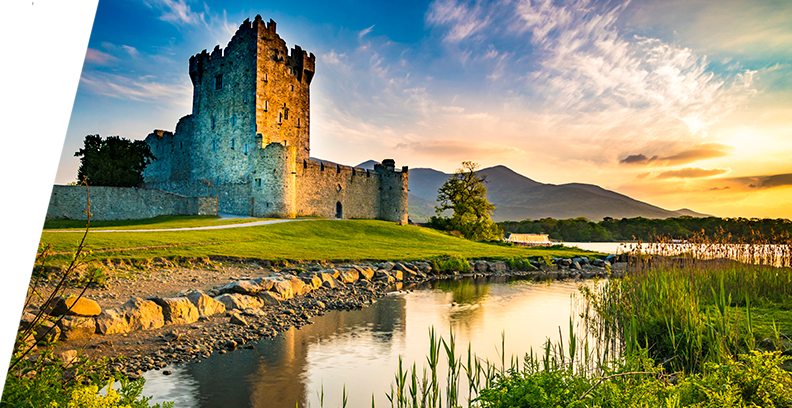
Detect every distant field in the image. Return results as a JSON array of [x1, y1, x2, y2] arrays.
[[43, 215, 269, 230], [38, 218, 602, 264]]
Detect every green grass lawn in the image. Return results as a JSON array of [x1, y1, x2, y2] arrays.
[[42, 215, 271, 230], [39, 219, 602, 264]]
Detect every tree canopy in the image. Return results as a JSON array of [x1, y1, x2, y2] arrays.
[[430, 161, 502, 241], [498, 216, 792, 242], [74, 135, 155, 187]]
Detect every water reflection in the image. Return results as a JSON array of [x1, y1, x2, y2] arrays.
[[143, 277, 591, 408]]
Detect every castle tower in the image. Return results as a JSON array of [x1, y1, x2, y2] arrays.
[[186, 16, 315, 185]]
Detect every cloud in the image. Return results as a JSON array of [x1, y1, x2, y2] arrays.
[[656, 167, 730, 179], [84, 48, 117, 65], [79, 72, 191, 104], [620, 143, 733, 165], [358, 25, 374, 40], [145, 0, 204, 26], [395, 140, 524, 159], [121, 45, 140, 58], [725, 173, 792, 190], [426, 0, 490, 42]]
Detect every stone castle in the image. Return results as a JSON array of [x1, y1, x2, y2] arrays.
[[142, 15, 408, 223]]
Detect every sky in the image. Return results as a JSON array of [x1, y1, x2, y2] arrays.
[[49, 0, 792, 220]]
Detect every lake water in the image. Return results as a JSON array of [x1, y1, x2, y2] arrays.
[[140, 277, 595, 408]]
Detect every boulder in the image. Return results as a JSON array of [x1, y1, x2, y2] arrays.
[[185, 290, 226, 316], [491, 261, 509, 273], [214, 293, 263, 311], [321, 275, 343, 289], [241, 307, 266, 318], [413, 262, 432, 274], [149, 297, 199, 325], [287, 276, 310, 296], [121, 297, 164, 331], [390, 269, 404, 281], [252, 277, 275, 291], [229, 313, 248, 326], [47, 296, 101, 317], [270, 279, 294, 300], [257, 291, 282, 306], [337, 269, 360, 284], [300, 273, 323, 290], [380, 262, 395, 271], [95, 308, 130, 335], [474, 261, 489, 273], [58, 316, 95, 341], [54, 349, 79, 366], [376, 274, 396, 284], [31, 319, 61, 343], [217, 280, 265, 295], [355, 266, 375, 281]]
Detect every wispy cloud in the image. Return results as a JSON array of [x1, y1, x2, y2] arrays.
[[426, 0, 490, 42], [358, 25, 375, 40], [395, 140, 524, 159], [620, 143, 733, 166], [145, 0, 205, 26], [79, 72, 191, 104], [656, 167, 730, 179], [84, 48, 117, 65]]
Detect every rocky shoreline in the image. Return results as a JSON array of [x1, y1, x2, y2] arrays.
[[24, 257, 622, 380]]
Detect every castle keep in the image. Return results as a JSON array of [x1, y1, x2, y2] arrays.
[[142, 15, 408, 223]]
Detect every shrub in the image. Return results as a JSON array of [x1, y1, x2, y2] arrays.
[[435, 255, 471, 273]]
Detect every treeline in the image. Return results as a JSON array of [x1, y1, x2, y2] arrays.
[[497, 216, 792, 242]]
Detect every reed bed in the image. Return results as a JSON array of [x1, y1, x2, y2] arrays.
[[325, 236, 792, 407]]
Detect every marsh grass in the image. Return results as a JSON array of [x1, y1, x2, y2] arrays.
[[360, 234, 792, 407]]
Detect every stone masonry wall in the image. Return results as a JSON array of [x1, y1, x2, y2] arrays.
[[296, 160, 381, 219], [47, 186, 218, 221], [142, 181, 251, 216]]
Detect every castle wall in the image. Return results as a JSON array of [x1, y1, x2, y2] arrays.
[[296, 160, 381, 219], [254, 18, 314, 163], [250, 142, 296, 217], [188, 19, 259, 185], [141, 181, 251, 216], [377, 163, 409, 224], [47, 186, 218, 221]]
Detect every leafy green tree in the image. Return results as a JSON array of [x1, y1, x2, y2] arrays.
[[430, 161, 502, 241], [74, 135, 155, 187]]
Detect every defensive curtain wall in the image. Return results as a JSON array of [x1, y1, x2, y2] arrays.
[[46, 186, 218, 221]]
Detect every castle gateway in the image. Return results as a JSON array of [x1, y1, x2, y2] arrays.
[[142, 16, 408, 224]]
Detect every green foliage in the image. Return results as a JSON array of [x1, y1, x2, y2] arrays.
[[476, 351, 792, 408], [506, 256, 537, 271], [434, 254, 472, 273], [585, 261, 792, 373], [432, 162, 502, 241], [499, 215, 792, 242], [75, 134, 156, 187], [4, 205, 170, 408]]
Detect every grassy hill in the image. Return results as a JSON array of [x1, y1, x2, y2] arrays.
[[38, 219, 600, 264]]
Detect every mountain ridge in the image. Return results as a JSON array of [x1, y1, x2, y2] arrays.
[[401, 164, 709, 222]]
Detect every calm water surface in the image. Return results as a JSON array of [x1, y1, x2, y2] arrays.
[[141, 277, 594, 407]]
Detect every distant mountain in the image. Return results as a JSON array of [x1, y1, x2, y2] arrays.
[[355, 160, 379, 170], [407, 165, 709, 222]]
